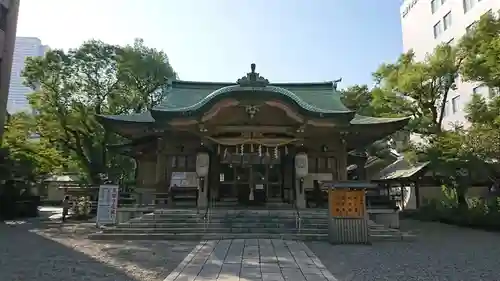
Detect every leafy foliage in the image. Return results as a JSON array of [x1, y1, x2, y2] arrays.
[[373, 45, 462, 135], [459, 14, 500, 178], [22, 39, 177, 183], [1, 113, 69, 180], [459, 13, 500, 90]]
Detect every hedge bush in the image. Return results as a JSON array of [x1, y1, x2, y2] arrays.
[[402, 197, 500, 231]]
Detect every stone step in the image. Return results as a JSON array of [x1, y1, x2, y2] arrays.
[[102, 227, 325, 234], [369, 233, 417, 242], [135, 217, 313, 224], [88, 232, 328, 241], [117, 222, 329, 229]]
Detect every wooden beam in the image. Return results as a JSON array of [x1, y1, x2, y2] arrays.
[[210, 125, 295, 134]]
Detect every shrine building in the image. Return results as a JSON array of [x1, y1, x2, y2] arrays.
[[97, 64, 409, 209]]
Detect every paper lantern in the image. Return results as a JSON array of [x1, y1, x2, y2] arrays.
[[295, 152, 308, 178]]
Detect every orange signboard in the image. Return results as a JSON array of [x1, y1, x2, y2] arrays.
[[329, 189, 366, 218]]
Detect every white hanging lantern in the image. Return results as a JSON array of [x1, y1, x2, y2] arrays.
[[196, 152, 210, 177], [295, 152, 308, 178]]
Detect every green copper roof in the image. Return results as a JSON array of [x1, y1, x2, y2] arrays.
[[350, 115, 410, 125], [96, 112, 154, 123], [96, 64, 410, 144], [372, 159, 429, 181], [151, 65, 353, 120], [152, 81, 352, 116]]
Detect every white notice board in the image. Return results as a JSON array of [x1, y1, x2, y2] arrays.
[[96, 184, 119, 227]]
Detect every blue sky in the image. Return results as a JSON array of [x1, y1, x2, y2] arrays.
[[17, 0, 403, 87]]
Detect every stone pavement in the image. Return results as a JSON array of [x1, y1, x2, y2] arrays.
[[164, 239, 336, 281]]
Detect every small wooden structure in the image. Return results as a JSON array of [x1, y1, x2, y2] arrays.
[[324, 181, 377, 244], [372, 160, 430, 209]]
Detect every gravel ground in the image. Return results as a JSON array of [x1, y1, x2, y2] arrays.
[[307, 219, 500, 281], [0, 220, 198, 281]]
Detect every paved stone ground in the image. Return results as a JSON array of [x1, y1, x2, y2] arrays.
[[165, 239, 335, 281], [3, 218, 500, 281], [0, 220, 198, 281], [308, 219, 500, 281]]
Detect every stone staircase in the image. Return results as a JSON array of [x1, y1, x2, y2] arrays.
[[88, 208, 416, 242]]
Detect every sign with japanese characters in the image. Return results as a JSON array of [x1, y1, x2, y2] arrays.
[[96, 184, 119, 226], [329, 189, 365, 218]]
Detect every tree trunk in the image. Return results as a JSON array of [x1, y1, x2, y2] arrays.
[[455, 184, 468, 210]]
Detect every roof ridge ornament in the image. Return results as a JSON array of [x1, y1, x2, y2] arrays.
[[333, 77, 342, 90], [237, 63, 269, 87]]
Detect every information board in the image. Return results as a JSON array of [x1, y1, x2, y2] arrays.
[[96, 184, 119, 226], [329, 189, 365, 218]]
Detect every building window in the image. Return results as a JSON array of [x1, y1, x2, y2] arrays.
[[451, 96, 460, 113], [443, 12, 452, 30], [433, 21, 443, 38], [431, 0, 440, 14], [466, 21, 477, 33], [463, 0, 476, 13]]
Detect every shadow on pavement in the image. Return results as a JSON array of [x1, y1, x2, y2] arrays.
[[1, 219, 199, 281]]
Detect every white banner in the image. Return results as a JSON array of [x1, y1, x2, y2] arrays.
[[96, 184, 119, 227]]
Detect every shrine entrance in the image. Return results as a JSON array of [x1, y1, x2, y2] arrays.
[[218, 161, 283, 206]]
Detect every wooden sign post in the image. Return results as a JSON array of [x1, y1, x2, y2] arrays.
[[323, 181, 376, 245]]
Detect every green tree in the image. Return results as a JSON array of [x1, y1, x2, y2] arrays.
[[459, 13, 500, 90], [1, 113, 68, 180], [373, 45, 462, 135], [341, 85, 412, 157], [459, 13, 500, 178], [422, 131, 482, 209], [340, 84, 374, 115], [23, 39, 177, 184], [115, 38, 178, 113]]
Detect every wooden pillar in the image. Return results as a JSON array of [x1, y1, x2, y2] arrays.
[[155, 137, 166, 186], [337, 140, 348, 181], [414, 181, 421, 208]]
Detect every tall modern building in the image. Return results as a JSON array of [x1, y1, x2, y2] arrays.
[[400, 0, 500, 129], [0, 0, 20, 139], [7, 37, 48, 114]]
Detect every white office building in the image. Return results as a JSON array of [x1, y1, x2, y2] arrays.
[[8, 37, 48, 114], [400, 0, 500, 129]]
